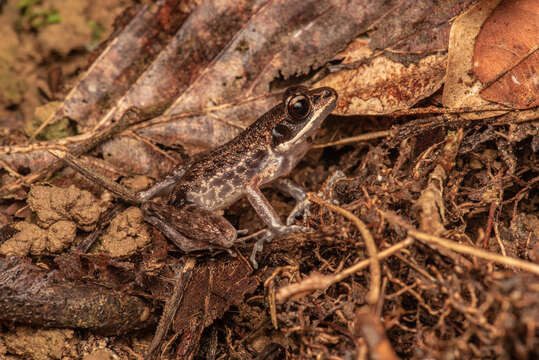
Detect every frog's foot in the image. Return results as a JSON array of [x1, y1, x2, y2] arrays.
[[286, 199, 312, 225], [248, 225, 313, 269], [319, 170, 346, 202]]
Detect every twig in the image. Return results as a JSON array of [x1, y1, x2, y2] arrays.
[[493, 222, 507, 258], [355, 307, 399, 360], [145, 258, 196, 360], [308, 194, 381, 305], [408, 230, 539, 275], [313, 130, 391, 149], [0, 158, 23, 179], [276, 237, 414, 303], [388, 104, 510, 117], [483, 202, 497, 249], [331, 237, 413, 285], [394, 253, 436, 282], [129, 91, 283, 131], [1, 108, 148, 195]]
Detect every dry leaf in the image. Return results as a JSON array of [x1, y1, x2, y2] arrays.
[[317, 0, 478, 114], [474, 0, 539, 108], [442, 0, 508, 119]]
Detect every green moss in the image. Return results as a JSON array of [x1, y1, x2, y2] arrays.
[[17, 0, 61, 30]]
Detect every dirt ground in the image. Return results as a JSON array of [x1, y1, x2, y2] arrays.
[[0, 1, 143, 358]]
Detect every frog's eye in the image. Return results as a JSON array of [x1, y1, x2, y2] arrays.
[[286, 94, 312, 121]]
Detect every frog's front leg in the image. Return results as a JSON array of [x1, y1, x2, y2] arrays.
[[272, 178, 311, 225], [141, 202, 237, 253], [244, 183, 311, 268], [274, 171, 348, 226]]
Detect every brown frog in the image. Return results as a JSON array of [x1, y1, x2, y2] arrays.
[[55, 86, 338, 267]]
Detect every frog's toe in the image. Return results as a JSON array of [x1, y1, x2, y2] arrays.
[[249, 239, 264, 269], [249, 230, 272, 269], [286, 199, 312, 226], [247, 225, 311, 268]]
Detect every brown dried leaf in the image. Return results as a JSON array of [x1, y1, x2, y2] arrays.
[[316, 45, 447, 114], [101, 0, 379, 168], [1, 0, 479, 179], [474, 0, 539, 108], [173, 257, 258, 332], [318, 0, 478, 115], [442, 0, 508, 118], [34, 0, 192, 137], [369, 1, 478, 61]]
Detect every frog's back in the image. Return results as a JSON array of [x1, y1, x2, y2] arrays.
[[170, 103, 285, 209]]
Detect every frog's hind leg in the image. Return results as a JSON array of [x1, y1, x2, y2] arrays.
[[141, 202, 237, 253], [142, 204, 195, 252]]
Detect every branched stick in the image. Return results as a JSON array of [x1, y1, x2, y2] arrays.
[[307, 193, 381, 305], [0, 107, 148, 196]]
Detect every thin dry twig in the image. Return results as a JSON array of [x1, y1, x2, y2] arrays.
[[145, 258, 196, 360], [313, 130, 392, 149], [128, 91, 284, 132], [388, 104, 511, 117], [483, 201, 497, 249], [355, 307, 399, 360], [379, 210, 539, 275], [308, 193, 381, 305], [408, 230, 539, 275], [276, 237, 414, 303], [0, 158, 23, 179], [0, 108, 149, 195]]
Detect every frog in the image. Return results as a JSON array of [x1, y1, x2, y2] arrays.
[[54, 86, 338, 267]]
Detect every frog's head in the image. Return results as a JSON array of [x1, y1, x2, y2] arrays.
[[272, 86, 337, 153]]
